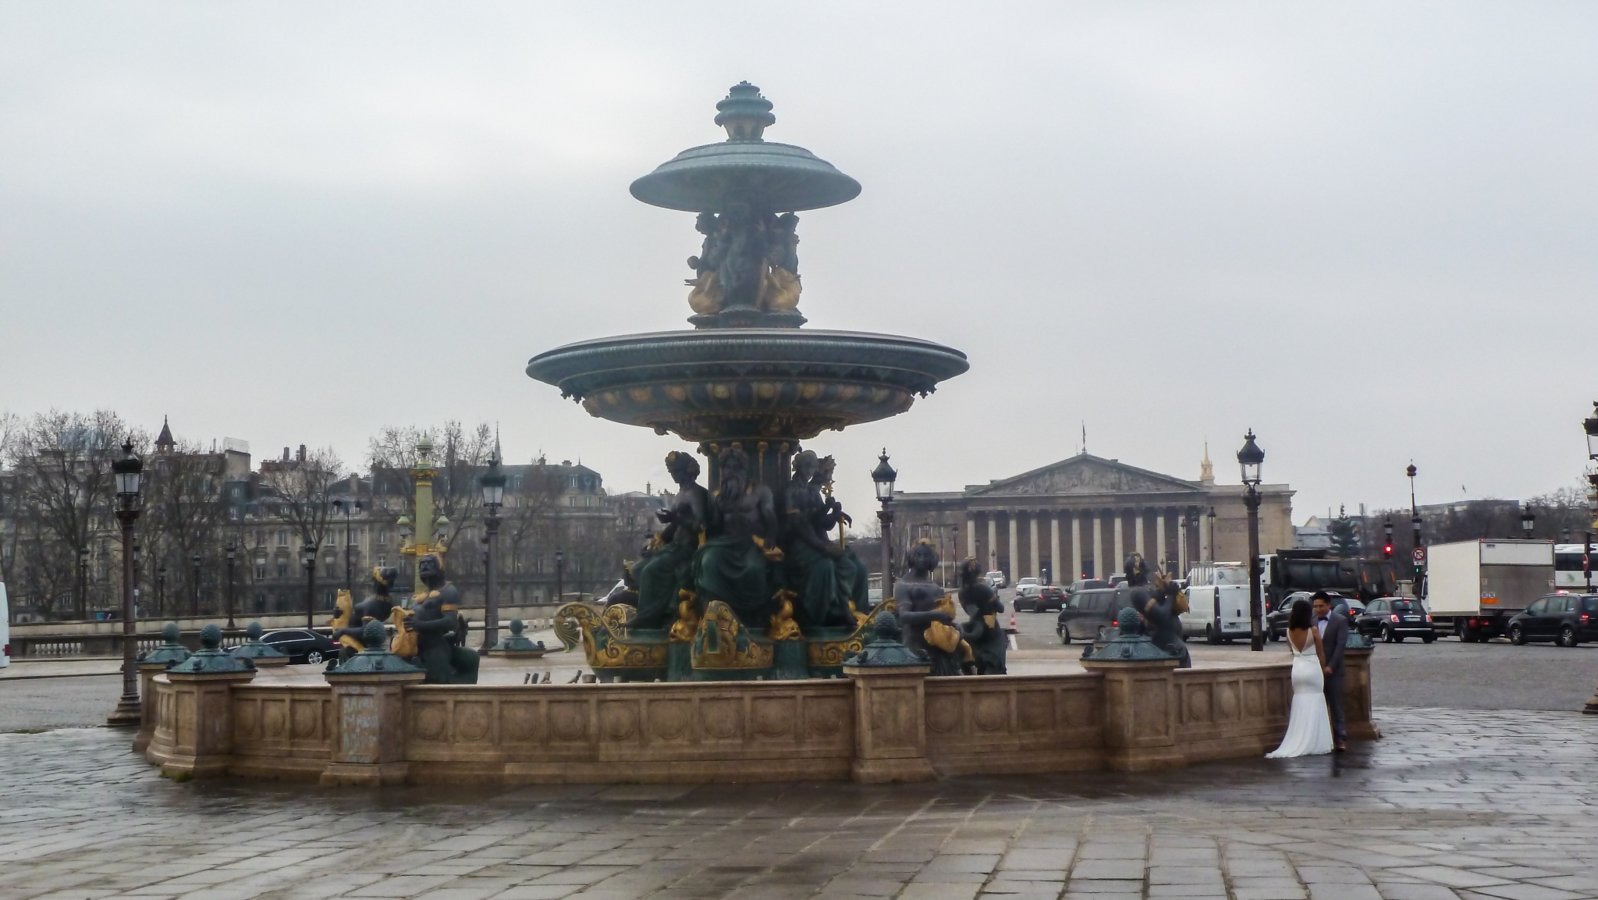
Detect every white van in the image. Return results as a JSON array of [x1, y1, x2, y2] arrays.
[[1182, 563, 1254, 643], [0, 582, 9, 668]]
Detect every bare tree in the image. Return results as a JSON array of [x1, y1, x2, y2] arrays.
[[7, 410, 135, 619], [367, 421, 494, 552], [136, 439, 230, 616], [503, 460, 567, 604], [258, 445, 343, 625]]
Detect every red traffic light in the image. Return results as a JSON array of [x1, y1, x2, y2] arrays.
[[1382, 543, 1394, 558]]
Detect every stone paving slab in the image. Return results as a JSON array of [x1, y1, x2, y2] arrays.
[[2, 708, 1597, 899]]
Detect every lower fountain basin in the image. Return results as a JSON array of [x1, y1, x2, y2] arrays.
[[526, 329, 968, 441]]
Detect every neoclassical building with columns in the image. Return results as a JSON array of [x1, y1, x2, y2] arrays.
[[892, 450, 1294, 583]]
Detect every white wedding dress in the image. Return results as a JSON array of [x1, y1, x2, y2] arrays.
[[1266, 630, 1333, 758]]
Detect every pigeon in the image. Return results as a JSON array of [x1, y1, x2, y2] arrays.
[[568, 670, 583, 684], [523, 672, 532, 685], [540, 671, 551, 684]]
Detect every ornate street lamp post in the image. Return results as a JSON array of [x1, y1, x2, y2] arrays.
[[1407, 462, 1424, 595], [1583, 402, 1598, 596], [301, 541, 317, 629], [871, 449, 898, 595], [478, 455, 506, 652], [190, 553, 201, 618], [1580, 403, 1598, 714], [555, 548, 564, 605], [107, 440, 144, 726], [156, 563, 166, 617], [253, 548, 266, 613], [77, 547, 89, 620], [1237, 430, 1265, 652], [1205, 507, 1216, 563], [1520, 506, 1536, 540], [224, 540, 237, 630], [333, 498, 362, 591]]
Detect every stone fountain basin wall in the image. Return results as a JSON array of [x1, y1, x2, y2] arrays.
[[137, 658, 1374, 784]]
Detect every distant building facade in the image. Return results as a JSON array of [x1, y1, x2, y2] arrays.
[[892, 450, 1294, 583]]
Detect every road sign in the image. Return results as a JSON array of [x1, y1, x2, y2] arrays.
[[1412, 547, 1426, 564]]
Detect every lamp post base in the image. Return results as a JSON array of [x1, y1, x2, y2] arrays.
[[106, 694, 141, 727]]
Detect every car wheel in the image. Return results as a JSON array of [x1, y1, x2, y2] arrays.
[[306, 649, 325, 664], [1268, 627, 1279, 642], [1422, 633, 1435, 644], [1205, 624, 1220, 645], [1508, 624, 1525, 646], [1559, 625, 1578, 648], [1059, 630, 1071, 646], [1383, 625, 1395, 643]]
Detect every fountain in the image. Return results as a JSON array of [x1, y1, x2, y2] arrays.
[[527, 82, 968, 681]]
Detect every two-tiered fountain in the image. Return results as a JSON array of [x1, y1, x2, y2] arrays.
[[527, 83, 967, 681]]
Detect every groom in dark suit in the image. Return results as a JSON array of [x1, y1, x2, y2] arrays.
[[1312, 591, 1349, 751]]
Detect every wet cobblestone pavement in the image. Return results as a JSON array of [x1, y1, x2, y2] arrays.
[[3, 708, 1596, 900]]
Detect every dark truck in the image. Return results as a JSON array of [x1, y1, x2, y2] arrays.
[[1261, 549, 1399, 614]]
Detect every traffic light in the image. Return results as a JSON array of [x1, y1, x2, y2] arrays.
[[1382, 542, 1394, 559]]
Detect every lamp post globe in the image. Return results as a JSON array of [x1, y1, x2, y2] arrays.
[[108, 440, 144, 726], [1236, 430, 1265, 651], [1520, 506, 1536, 539]]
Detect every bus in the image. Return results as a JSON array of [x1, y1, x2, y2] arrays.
[[1553, 543, 1594, 591]]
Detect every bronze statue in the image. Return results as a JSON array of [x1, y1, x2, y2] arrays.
[[405, 554, 480, 684], [692, 445, 778, 622], [893, 539, 965, 676], [685, 211, 725, 315], [958, 558, 1007, 674], [330, 566, 400, 663], [760, 212, 801, 311], [633, 451, 708, 629], [782, 451, 863, 627]]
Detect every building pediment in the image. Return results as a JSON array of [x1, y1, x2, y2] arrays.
[[969, 453, 1200, 498]]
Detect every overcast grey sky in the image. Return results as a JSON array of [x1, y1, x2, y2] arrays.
[[3, 2, 1594, 524]]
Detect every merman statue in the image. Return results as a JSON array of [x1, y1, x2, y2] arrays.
[[330, 566, 400, 664], [893, 539, 968, 676], [958, 557, 1007, 675], [404, 553, 480, 684], [632, 451, 708, 629], [692, 445, 779, 623]]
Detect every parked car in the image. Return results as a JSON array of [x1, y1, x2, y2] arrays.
[[1357, 597, 1435, 643], [1266, 592, 1364, 640], [984, 571, 1007, 589], [1056, 586, 1121, 644], [1507, 593, 1598, 647], [1034, 585, 1068, 613], [1014, 576, 1041, 593], [260, 628, 340, 665], [1266, 591, 1316, 640], [1017, 584, 1066, 613]]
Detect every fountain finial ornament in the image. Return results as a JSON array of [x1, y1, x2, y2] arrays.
[[715, 81, 775, 141]]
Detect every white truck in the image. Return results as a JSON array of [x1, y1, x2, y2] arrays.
[[1424, 539, 1554, 642]]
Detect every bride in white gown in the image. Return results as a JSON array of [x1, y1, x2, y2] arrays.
[[1266, 598, 1333, 758]]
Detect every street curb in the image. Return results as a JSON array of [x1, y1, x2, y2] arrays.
[[0, 669, 121, 682]]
